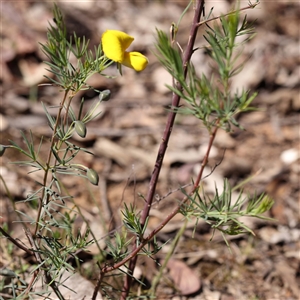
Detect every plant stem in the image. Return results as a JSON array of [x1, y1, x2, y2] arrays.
[[92, 268, 105, 300], [34, 90, 69, 236], [0, 227, 33, 256], [120, 1, 205, 298], [194, 122, 219, 188]]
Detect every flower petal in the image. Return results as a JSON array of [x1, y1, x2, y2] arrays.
[[101, 30, 134, 63], [123, 51, 148, 71]]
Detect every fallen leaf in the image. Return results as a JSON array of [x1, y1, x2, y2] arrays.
[[34, 271, 103, 300], [166, 258, 201, 296]]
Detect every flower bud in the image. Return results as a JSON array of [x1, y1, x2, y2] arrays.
[[0, 145, 6, 157], [86, 168, 99, 185], [99, 89, 111, 102], [74, 121, 87, 138]]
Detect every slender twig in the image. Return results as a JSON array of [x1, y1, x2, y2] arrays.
[[92, 264, 105, 300], [120, 1, 206, 298], [150, 218, 188, 296], [194, 123, 219, 188], [197, 1, 260, 27], [23, 269, 39, 297], [0, 227, 33, 256], [153, 183, 192, 203]]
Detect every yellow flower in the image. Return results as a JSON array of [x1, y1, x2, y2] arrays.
[[102, 30, 148, 72]]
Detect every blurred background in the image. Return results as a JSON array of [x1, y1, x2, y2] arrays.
[[0, 1, 299, 299]]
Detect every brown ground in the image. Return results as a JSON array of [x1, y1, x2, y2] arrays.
[[0, 1, 299, 300]]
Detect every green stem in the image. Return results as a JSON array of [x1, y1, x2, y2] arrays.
[[34, 89, 69, 236], [149, 219, 188, 296]]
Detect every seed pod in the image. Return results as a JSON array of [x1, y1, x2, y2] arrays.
[[86, 168, 99, 185], [74, 121, 87, 138], [0, 145, 6, 157], [99, 89, 111, 102]]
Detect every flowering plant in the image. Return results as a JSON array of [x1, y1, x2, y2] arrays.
[[0, 2, 273, 300]]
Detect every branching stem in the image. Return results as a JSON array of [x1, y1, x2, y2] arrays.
[[100, 118, 219, 276]]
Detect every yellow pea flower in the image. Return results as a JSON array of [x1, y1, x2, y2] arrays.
[[102, 30, 148, 72]]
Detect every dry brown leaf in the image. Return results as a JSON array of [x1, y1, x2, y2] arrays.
[[166, 258, 201, 296], [275, 260, 300, 298], [34, 271, 102, 300]]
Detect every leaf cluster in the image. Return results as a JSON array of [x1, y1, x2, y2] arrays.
[[40, 4, 112, 92], [180, 179, 274, 244], [155, 8, 258, 132]]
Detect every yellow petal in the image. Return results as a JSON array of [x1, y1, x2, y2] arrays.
[[123, 52, 148, 71], [101, 30, 134, 63]]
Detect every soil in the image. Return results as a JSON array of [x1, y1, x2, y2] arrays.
[[0, 1, 299, 300]]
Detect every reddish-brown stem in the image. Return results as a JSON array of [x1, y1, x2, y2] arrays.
[[0, 227, 33, 256], [120, 1, 205, 298], [92, 267, 105, 300], [140, 0, 205, 230], [194, 123, 219, 188]]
